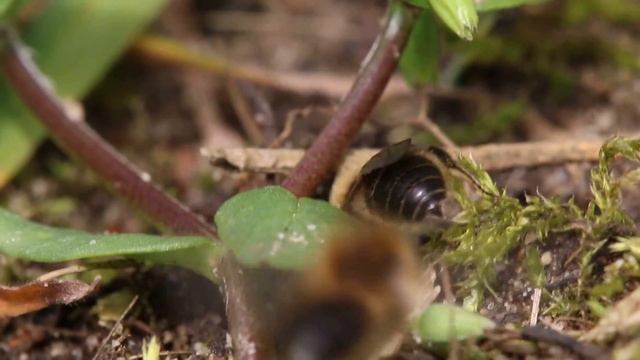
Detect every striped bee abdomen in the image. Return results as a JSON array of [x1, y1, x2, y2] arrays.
[[362, 152, 446, 222]]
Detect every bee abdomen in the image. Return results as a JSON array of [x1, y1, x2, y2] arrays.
[[282, 298, 367, 360], [363, 153, 445, 222]]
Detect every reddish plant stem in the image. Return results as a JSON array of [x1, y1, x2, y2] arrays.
[[0, 27, 267, 360], [0, 30, 214, 238], [281, 2, 418, 197]]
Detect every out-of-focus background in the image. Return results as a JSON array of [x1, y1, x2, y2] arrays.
[[0, 0, 639, 358]]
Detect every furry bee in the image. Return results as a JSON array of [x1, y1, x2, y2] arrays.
[[332, 140, 482, 228], [275, 225, 437, 360]]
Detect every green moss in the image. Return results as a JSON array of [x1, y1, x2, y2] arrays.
[[525, 246, 545, 288], [565, 0, 640, 25], [440, 137, 640, 313]]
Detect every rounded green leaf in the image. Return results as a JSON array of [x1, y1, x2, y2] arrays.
[[413, 303, 495, 343], [214, 186, 350, 270], [0, 206, 213, 261], [429, 0, 478, 40]]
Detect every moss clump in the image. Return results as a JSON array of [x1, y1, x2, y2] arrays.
[[440, 137, 640, 313]]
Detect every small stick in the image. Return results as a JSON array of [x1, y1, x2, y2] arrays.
[[37, 259, 139, 282], [205, 137, 611, 176], [227, 80, 267, 146], [92, 295, 139, 360], [522, 326, 606, 359], [529, 287, 542, 326], [268, 106, 335, 148], [133, 34, 419, 100], [281, 1, 419, 196], [128, 350, 193, 360], [412, 115, 458, 150], [37, 265, 88, 282], [268, 109, 299, 148], [411, 90, 458, 150]]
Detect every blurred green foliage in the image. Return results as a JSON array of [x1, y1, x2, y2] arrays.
[[0, 206, 220, 279], [400, 9, 439, 87], [0, 0, 167, 188], [413, 303, 495, 343]]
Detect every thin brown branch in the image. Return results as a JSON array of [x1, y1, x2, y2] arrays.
[[227, 80, 267, 145], [205, 137, 611, 175], [281, 1, 418, 196], [92, 295, 139, 360], [0, 27, 265, 360], [133, 34, 416, 100], [411, 91, 458, 150], [268, 106, 335, 148]]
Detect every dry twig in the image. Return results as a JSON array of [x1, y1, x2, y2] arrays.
[[411, 91, 458, 150], [227, 80, 268, 145], [133, 34, 414, 100], [92, 295, 139, 360], [205, 137, 609, 175], [529, 288, 542, 326]]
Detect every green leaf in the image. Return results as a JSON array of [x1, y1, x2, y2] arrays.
[[134, 244, 222, 281], [429, 0, 478, 40], [215, 186, 351, 270], [0, 206, 215, 262], [476, 0, 549, 12], [413, 303, 495, 343], [0, 0, 14, 17], [400, 9, 439, 87], [405, 0, 430, 8], [0, 0, 167, 187]]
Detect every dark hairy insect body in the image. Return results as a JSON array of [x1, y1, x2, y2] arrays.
[[274, 226, 429, 360], [281, 298, 367, 360]]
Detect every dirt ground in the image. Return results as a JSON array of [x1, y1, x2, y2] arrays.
[[1, 0, 640, 358]]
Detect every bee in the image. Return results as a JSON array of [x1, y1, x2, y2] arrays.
[[332, 140, 482, 228], [275, 225, 437, 360]]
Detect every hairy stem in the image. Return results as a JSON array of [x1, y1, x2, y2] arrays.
[[0, 27, 266, 360], [281, 1, 418, 197]]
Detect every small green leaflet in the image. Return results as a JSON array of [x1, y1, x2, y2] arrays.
[[0, 206, 219, 270], [400, 9, 439, 87], [215, 186, 351, 270], [405, 0, 479, 40], [406, 0, 478, 40], [429, 0, 478, 40], [476, 0, 550, 12], [404, 0, 547, 41], [413, 303, 495, 343], [134, 244, 222, 281]]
